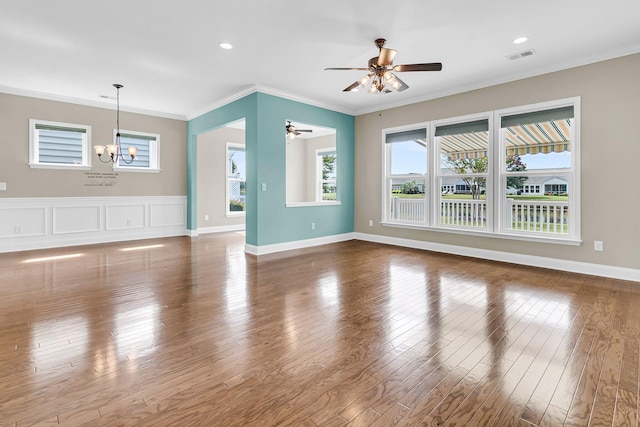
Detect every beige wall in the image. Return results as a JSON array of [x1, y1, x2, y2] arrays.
[[0, 93, 186, 197], [197, 126, 245, 228], [355, 53, 640, 270]]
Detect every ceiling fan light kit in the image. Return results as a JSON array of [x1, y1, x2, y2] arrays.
[[325, 38, 442, 95], [285, 121, 313, 140]]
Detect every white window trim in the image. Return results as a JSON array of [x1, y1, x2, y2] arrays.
[[29, 119, 92, 170], [112, 129, 161, 173], [381, 97, 581, 244], [226, 142, 246, 217]]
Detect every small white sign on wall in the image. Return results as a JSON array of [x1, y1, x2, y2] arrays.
[[84, 172, 119, 187]]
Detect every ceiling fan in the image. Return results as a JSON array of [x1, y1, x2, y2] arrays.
[[325, 38, 442, 94], [286, 121, 313, 140]]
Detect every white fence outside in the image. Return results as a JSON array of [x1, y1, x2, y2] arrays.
[[391, 197, 569, 234], [507, 199, 568, 234], [391, 197, 425, 222], [441, 199, 487, 228]]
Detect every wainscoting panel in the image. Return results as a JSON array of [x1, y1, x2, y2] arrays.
[[106, 204, 146, 231], [53, 205, 101, 234], [0, 206, 46, 238], [150, 203, 185, 228], [0, 196, 187, 253]]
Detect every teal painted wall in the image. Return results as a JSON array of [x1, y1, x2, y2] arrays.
[[187, 91, 354, 248], [254, 93, 354, 246]]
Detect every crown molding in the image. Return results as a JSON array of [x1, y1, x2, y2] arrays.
[[186, 84, 356, 121], [0, 85, 187, 120]]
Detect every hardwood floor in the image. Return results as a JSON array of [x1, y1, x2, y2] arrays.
[[0, 232, 637, 426]]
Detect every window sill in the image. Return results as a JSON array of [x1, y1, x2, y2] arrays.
[[380, 221, 581, 246], [226, 212, 246, 217], [29, 163, 91, 171], [286, 201, 342, 208], [113, 166, 160, 173]]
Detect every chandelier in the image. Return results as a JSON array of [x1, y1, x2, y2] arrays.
[[94, 84, 137, 164]]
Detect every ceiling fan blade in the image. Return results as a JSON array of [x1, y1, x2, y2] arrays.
[[342, 81, 360, 92], [393, 74, 409, 92], [377, 48, 397, 66], [325, 67, 371, 71], [297, 129, 312, 132], [393, 62, 443, 72]]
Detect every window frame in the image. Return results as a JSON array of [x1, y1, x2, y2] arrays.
[[29, 119, 92, 170], [226, 142, 246, 217], [113, 129, 161, 173], [380, 97, 581, 245]]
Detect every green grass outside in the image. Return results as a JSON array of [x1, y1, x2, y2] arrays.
[[438, 218, 568, 233]]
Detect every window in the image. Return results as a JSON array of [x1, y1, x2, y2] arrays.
[[499, 104, 577, 238], [226, 143, 246, 215], [29, 119, 91, 169], [383, 127, 428, 224], [436, 117, 491, 230], [382, 98, 580, 244], [114, 130, 160, 172], [317, 149, 337, 201]]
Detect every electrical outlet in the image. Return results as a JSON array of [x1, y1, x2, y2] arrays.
[[204, 214, 209, 221], [594, 240, 604, 251], [368, 220, 373, 227], [14, 225, 22, 234], [311, 222, 315, 230]]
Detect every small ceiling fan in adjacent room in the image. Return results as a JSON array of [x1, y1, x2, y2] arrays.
[[286, 121, 313, 140], [325, 38, 442, 94]]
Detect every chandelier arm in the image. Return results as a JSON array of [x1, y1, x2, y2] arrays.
[[117, 152, 136, 164], [96, 153, 114, 163]]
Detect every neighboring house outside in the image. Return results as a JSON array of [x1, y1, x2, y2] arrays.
[[521, 176, 569, 195], [391, 171, 568, 195], [391, 174, 425, 193]]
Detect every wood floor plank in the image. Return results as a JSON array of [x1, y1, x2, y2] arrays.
[[0, 234, 638, 426]]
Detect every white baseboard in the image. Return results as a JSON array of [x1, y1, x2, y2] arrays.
[[245, 232, 356, 256], [197, 224, 245, 235], [354, 232, 640, 283]]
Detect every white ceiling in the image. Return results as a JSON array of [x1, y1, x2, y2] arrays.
[[1, 1, 639, 120]]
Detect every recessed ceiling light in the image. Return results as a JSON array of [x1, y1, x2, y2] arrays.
[[219, 42, 233, 50], [513, 37, 528, 44]]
